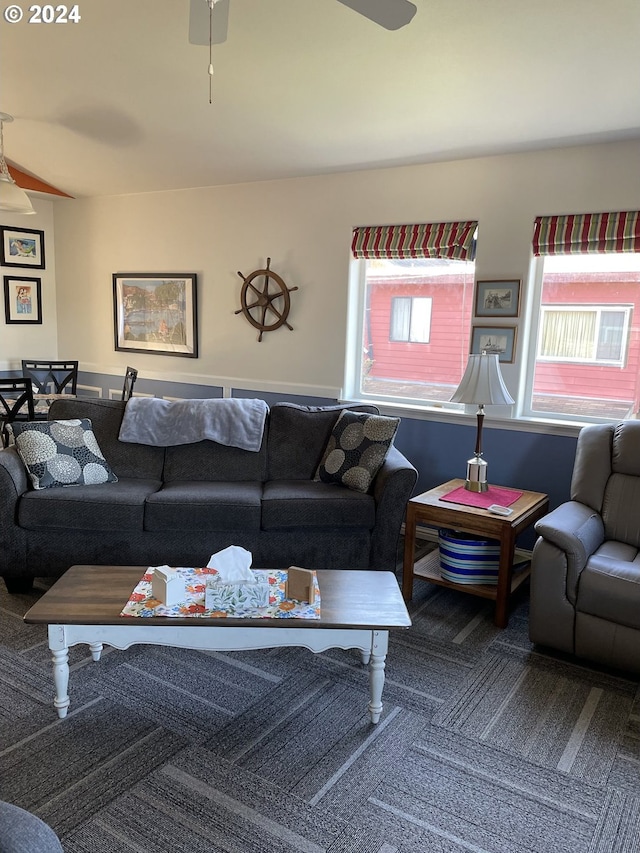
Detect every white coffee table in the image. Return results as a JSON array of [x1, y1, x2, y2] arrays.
[[24, 565, 411, 724]]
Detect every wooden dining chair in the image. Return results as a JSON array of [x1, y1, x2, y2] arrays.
[[21, 359, 79, 420], [0, 378, 35, 447], [22, 359, 79, 395], [121, 366, 138, 402]]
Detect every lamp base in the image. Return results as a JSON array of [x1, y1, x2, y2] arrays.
[[464, 454, 488, 492]]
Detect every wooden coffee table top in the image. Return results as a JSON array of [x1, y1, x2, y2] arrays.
[[24, 565, 411, 631]]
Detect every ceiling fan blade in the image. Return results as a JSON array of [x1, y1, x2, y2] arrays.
[[336, 0, 417, 30], [188, 0, 229, 45]]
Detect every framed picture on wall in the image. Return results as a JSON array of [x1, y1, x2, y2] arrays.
[[470, 325, 517, 363], [113, 273, 198, 358], [3, 275, 42, 324], [474, 279, 520, 317], [0, 226, 46, 269]]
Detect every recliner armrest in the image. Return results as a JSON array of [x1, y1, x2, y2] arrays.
[[535, 500, 604, 571]]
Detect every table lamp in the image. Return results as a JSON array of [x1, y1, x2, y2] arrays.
[[450, 351, 514, 492]]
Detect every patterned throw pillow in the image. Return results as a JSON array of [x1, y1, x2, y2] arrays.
[[7, 419, 118, 490], [314, 410, 400, 493]]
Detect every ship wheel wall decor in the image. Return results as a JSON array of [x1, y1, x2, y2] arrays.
[[235, 257, 298, 341]]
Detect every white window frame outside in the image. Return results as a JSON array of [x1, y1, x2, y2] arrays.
[[389, 296, 432, 343], [536, 304, 631, 366]]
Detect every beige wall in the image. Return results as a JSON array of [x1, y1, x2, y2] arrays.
[[0, 197, 58, 371], [42, 138, 640, 395]]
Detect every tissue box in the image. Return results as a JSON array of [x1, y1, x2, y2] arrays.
[[152, 566, 185, 606], [205, 575, 270, 612]]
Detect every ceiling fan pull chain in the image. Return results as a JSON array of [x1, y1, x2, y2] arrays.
[[208, 0, 216, 103]]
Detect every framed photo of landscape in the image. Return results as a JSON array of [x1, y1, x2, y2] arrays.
[[113, 273, 198, 358], [471, 325, 517, 363], [3, 275, 42, 324], [0, 226, 45, 269], [474, 279, 520, 317]]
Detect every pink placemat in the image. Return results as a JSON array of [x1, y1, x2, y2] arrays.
[[440, 485, 523, 508]]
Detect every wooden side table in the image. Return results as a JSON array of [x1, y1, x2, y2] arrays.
[[402, 478, 549, 628]]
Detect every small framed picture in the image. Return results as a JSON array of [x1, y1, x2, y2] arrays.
[[0, 226, 46, 269], [4, 275, 42, 324], [474, 279, 520, 317], [471, 325, 517, 363], [113, 273, 198, 358]]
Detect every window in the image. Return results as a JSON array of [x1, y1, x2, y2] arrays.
[[390, 296, 432, 342], [344, 222, 477, 406], [538, 305, 630, 364], [524, 212, 640, 422]]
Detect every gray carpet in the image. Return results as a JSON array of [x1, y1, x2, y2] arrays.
[[1, 548, 640, 852]]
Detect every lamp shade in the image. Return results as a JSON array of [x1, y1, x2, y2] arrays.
[[0, 113, 36, 215], [450, 352, 514, 406], [0, 176, 35, 214]]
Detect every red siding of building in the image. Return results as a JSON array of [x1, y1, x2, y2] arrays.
[[366, 276, 474, 386]]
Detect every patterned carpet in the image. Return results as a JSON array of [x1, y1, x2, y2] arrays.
[[1, 547, 640, 852]]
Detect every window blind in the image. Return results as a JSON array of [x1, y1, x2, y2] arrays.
[[351, 221, 477, 261], [532, 211, 640, 256]]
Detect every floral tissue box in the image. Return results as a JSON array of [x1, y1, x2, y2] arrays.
[[204, 575, 270, 612]]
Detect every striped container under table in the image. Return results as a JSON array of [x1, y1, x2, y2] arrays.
[[438, 528, 501, 585]]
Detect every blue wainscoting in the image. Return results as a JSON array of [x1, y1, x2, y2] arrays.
[[3, 367, 578, 549], [396, 416, 576, 506]]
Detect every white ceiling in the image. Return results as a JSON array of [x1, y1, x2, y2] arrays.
[[2, 0, 640, 199]]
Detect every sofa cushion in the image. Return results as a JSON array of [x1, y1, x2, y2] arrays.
[[48, 398, 165, 480], [8, 419, 118, 490], [314, 410, 399, 493], [578, 547, 640, 631], [267, 402, 379, 480], [611, 420, 640, 476], [163, 441, 267, 482], [602, 473, 640, 549], [144, 481, 263, 531], [17, 478, 161, 531], [261, 480, 376, 529]]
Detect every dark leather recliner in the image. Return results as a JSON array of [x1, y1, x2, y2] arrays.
[[529, 420, 640, 674]]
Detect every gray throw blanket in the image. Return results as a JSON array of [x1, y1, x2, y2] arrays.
[[118, 397, 269, 451]]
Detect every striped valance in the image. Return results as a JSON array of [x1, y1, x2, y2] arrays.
[[533, 211, 640, 256], [351, 221, 477, 261]]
